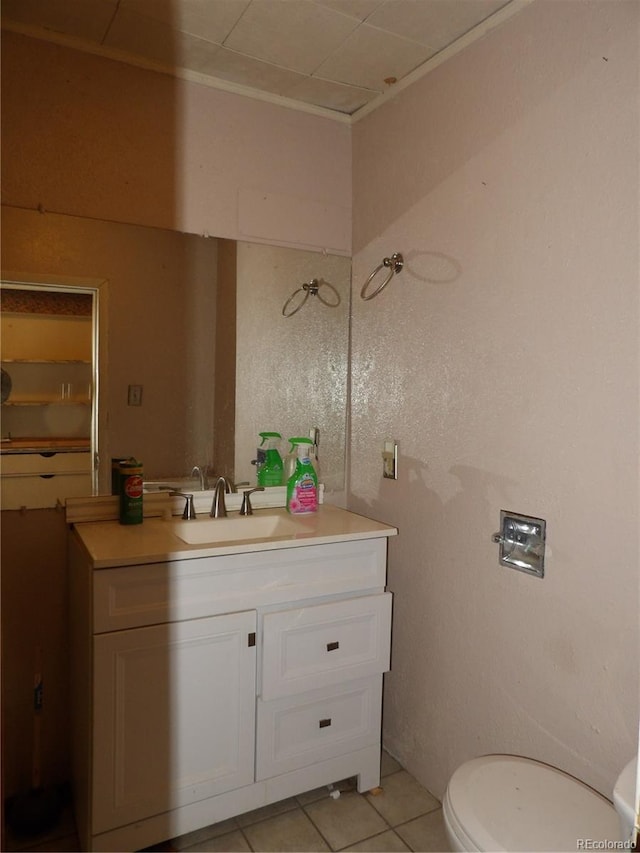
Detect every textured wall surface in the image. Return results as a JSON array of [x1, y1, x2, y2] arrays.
[[350, 0, 639, 799]]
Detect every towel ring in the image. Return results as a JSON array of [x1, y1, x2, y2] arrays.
[[360, 253, 404, 301], [282, 278, 340, 317]]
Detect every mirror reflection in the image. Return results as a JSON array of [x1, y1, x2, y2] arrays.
[[0, 285, 96, 507], [0, 206, 351, 508]]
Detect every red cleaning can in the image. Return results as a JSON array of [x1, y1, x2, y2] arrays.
[[117, 459, 143, 525]]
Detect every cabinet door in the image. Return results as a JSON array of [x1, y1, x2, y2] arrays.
[[92, 610, 256, 834]]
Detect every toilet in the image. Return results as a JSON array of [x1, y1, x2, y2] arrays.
[[443, 754, 636, 852]]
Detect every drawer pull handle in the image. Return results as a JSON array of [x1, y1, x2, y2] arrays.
[[319, 718, 332, 728], [326, 641, 339, 652]]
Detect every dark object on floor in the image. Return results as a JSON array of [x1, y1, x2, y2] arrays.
[[6, 648, 64, 835], [5, 785, 63, 836]]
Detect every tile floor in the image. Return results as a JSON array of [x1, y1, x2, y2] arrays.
[[5, 752, 451, 852]]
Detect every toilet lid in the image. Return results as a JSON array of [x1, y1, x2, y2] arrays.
[[446, 755, 620, 852]]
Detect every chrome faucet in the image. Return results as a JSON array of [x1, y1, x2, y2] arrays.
[[210, 476, 232, 518], [190, 465, 209, 491]]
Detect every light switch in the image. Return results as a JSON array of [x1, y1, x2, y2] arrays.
[[128, 384, 143, 406], [382, 440, 398, 479]]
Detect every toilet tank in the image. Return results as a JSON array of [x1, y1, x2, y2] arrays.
[[613, 758, 638, 842]]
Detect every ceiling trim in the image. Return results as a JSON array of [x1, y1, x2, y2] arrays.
[[1, 19, 353, 125], [2, 0, 534, 126]]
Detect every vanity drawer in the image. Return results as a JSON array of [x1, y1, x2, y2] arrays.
[[92, 539, 388, 633], [256, 675, 382, 780], [2, 451, 90, 475], [261, 592, 391, 701], [1, 472, 92, 510]]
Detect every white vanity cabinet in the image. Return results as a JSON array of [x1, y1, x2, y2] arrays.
[[68, 510, 395, 853]]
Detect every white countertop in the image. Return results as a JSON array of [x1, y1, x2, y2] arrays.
[[72, 504, 397, 569]]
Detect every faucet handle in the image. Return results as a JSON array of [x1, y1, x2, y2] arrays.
[[240, 487, 265, 516], [183, 494, 196, 520], [171, 491, 196, 520]]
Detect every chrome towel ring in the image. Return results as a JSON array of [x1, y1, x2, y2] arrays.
[[360, 253, 404, 301], [282, 278, 340, 317]]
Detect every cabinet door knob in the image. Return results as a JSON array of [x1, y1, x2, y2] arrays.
[[326, 641, 339, 652], [319, 718, 332, 728]]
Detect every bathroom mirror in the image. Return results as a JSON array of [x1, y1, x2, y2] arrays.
[[0, 206, 351, 504]]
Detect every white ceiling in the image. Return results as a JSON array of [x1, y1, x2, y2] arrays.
[[1, 0, 525, 120]]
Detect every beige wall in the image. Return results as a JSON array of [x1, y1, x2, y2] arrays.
[[1, 30, 351, 255], [350, 0, 639, 798]]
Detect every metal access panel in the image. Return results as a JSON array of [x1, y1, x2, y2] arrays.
[[492, 511, 546, 578]]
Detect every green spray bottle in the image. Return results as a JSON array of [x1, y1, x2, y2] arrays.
[[286, 437, 318, 514], [256, 432, 283, 487]]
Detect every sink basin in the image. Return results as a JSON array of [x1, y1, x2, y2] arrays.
[[172, 513, 300, 546]]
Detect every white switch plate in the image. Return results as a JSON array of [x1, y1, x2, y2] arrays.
[[382, 440, 398, 479]]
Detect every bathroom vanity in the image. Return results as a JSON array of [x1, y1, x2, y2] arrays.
[[68, 504, 396, 852]]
